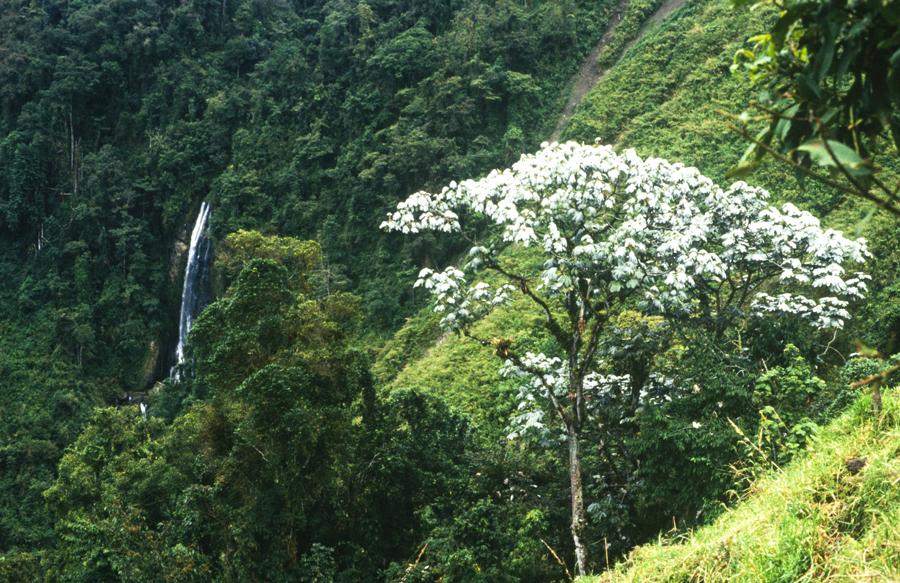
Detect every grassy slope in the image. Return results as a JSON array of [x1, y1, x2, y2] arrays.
[[579, 390, 900, 582]]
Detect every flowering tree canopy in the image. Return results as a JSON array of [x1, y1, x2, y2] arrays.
[[381, 141, 869, 574], [383, 141, 868, 332]]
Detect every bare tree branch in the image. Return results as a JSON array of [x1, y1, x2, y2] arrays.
[[485, 260, 572, 347]]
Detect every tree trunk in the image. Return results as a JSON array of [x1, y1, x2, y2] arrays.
[[568, 425, 589, 576]]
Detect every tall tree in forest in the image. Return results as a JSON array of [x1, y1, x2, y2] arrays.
[[382, 141, 869, 574]]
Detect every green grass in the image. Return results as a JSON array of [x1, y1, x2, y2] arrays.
[[578, 389, 900, 582]]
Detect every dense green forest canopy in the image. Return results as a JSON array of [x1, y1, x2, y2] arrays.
[[0, 0, 897, 580], [0, 0, 613, 561]]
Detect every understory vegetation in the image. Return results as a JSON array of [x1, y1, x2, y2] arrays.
[[0, 0, 897, 580], [580, 389, 900, 582]]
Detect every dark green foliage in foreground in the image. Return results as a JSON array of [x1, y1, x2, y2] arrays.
[[731, 0, 900, 215], [41, 251, 396, 579]]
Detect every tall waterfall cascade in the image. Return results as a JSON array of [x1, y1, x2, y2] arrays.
[[173, 202, 213, 374]]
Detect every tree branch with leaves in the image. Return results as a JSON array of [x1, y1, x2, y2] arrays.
[[730, 0, 900, 216]]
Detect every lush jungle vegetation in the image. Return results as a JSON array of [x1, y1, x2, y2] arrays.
[[0, 0, 897, 580], [0, 0, 614, 565]]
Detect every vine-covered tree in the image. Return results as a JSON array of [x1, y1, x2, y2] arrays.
[[382, 141, 869, 574]]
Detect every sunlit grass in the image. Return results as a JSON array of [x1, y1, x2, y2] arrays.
[[579, 390, 900, 582]]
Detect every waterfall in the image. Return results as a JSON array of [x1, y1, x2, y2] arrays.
[[173, 202, 213, 373]]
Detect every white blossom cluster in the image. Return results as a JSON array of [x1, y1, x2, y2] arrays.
[[582, 372, 632, 398], [383, 141, 870, 331], [500, 352, 569, 400], [414, 268, 515, 329], [501, 353, 637, 438], [381, 191, 460, 234], [502, 354, 565, 441]]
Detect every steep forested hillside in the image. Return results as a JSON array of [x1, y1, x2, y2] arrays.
[[0, 0, 615, 558], [373, 0, 899, 576], [378, 0, 897, 448], [1, 0, 897, 580]]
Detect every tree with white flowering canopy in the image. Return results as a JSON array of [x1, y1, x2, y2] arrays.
[[381, 141, 869, 575]]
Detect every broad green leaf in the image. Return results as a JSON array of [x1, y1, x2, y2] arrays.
[[738, 141, 758, 164], [797, 139, 872, 176], [726, 159, 760, 179], [798, 74, 822, 100], [813, 33, 835, 82], [774, 103, 800, 142], [771, 13, 799, 48]]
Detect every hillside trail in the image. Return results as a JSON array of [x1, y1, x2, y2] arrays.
[[549, 0, 688, 141]]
